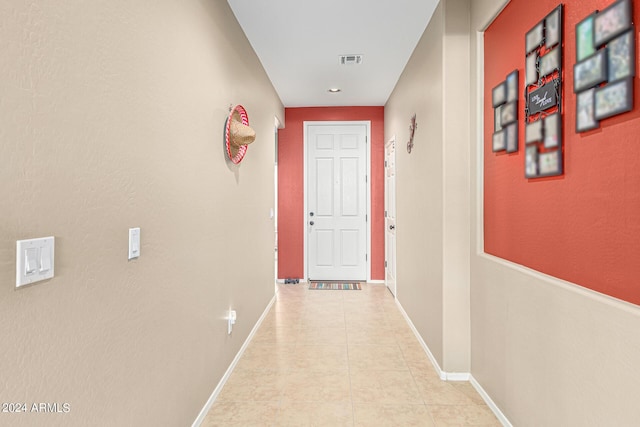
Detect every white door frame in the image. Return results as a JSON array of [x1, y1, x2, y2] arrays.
[[303, 120, 372, 282], [385, 135, 397, 298]]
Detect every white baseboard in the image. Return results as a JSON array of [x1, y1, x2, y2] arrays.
[[469, 375, 513, 427], [191, 295, 276, 427], [395, 299, 470, 382], [367, 280, 385, 284], [444, 372, 470, 381], [394, 299, 446, 380]]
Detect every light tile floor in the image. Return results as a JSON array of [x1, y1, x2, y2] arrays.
[[203, 283, 500, 426]]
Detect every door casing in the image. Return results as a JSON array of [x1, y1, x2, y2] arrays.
[[385, 135, 397, 297], [303, 120, 372, 282]]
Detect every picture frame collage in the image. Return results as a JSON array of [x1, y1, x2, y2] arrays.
[[492, 70, 520, 153], [525, 5, 564, 178], [575, 0, 635, 133]]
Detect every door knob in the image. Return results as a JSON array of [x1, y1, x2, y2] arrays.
[[389, 225, 395, 230], [310, 221, 315, 226], [310, 212, 314, 217]]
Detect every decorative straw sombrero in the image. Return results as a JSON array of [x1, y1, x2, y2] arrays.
[[225, 105, 255, 164]]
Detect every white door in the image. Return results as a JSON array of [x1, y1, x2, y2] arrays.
[[385, 137, 397, 296], [307, 123, 367, 281]]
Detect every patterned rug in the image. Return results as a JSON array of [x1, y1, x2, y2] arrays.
[[309, 282, 362, 290]]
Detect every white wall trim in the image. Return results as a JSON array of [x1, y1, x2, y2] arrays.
[[444, 372, 470, 381], [475, 29, 486, 255], [395, 298, 470, 381], [367, 280, 384, 284], [303, 120, 372, 282], [191, 295, 276, 427], [480, 253, 640, 313], [469, 375, 513, 427]]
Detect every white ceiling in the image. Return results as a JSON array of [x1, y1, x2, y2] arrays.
[[227, 0, 440, 107]]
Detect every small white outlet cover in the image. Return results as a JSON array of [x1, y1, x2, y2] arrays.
[[227, 310, 237, 335], [128, 228, 140, 260]]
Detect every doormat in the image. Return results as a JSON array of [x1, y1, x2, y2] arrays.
[[309, 282, 362, 290]]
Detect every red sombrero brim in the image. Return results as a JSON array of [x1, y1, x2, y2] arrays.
[[225, 105, 249, 164]]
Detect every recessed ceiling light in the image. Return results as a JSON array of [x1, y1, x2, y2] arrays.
[[328, 88, 341, 93]]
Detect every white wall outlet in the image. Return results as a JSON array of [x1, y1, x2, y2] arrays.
[[16, 237, 55, 288], [128, 228, 140, 260], [227, 310, 237, 335]]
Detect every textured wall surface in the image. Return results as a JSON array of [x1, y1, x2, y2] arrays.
[[0, 1, 283, 426], [385, 0, 472, 373], [484, 0, 640, 306], [277, 107, 385, 281], [385, 2, 446, 368], [471, 0, 640, 425]]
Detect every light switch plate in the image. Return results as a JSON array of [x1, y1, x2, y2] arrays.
[[16, 237, 55, 288], [128, 228, 140, 260]]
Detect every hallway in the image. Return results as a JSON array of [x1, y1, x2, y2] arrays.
[[202, 284, 499, 426]]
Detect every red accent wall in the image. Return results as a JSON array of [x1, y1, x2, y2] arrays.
[[485, 0, 640, 305], [278, 107, 385, 281]]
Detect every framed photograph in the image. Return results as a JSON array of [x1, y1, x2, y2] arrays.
[[574, 49, 608, 93], [539, 150, 562, 176], [594, 0, 632, 47], [505, 122, 518, 153], [540, 46, 561, 77], [526, 21, 544, 54], [495, 105, 503, 132], [501, 101, 518, 125], [525, 145, 538, 178], [526, 53, 538, 86], [576, 88, 599, 132], [545, 6, 562, 49], [506, 70, 519, 102], [543, 112, 561, 148], [608, 27, 635, 82], [493, 130, 506, 152], [492, 81, 507, 107], [525, 120, 543, 144], [576, 12, 597, 62], [594, 77, 633, 120]]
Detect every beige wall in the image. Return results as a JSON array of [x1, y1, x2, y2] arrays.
[[469, 1, 640, 425], [0, 1, 283, 426], [389, 0, 640, 424], [385, 2, 445, 367], [385, 0, 471, 373]]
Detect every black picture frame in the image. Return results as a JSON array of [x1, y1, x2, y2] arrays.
[[594, 0, 632, 47], [540, 46, 561, 77], [594, 77, 633, 120], [500, 101, 518, 125], [574, 49, 608, 93], [525, 145, 539, 178], [576, 12, 598, 62], [495, 105, 503, 132], [527, 80, 559, 115], [608, 27, 635, 83], [492, 81, 507, 107], [525, 120, 543, 144], [526, 21, 544, 54], [545, 6, 562, 49], [493, 130, 506, 152], [526, 53, 538, 86], [505, 122, 518, 153], [576, 88, 600, 132], [543, 112, 561, 149], [506, 70, 519, 102], [538, 150, 563, 176]]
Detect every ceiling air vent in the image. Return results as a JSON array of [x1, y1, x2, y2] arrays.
[[339, 54, 363, 65]]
